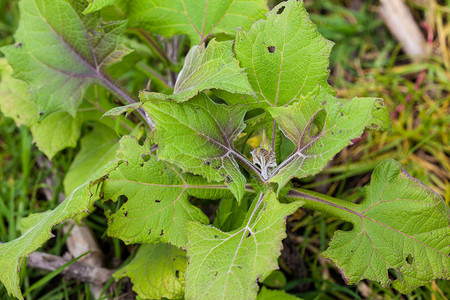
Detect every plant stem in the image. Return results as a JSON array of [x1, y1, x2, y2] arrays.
[[286, 188, 360, 223], [98, 73, 155, 129], [127, 28, 171, 67]]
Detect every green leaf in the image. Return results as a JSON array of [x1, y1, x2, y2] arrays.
[[321, 160, 450, 293], [127, 0, 268, 45], [267, 86, 391, 189], [64, 123, 119, 195], [140, 39, 255, 103], [114, 243, 187, 300], [84, 0, 116, 14], [0, 0, 131, 119], [0, 59, 86, 158], [141, 93, 249, 202], [185, 190, 301, 299], [0, 162, 120, 300], [257, 286, 301, 300], [103, 136, 234, 247], [224, 0, 334, 109]]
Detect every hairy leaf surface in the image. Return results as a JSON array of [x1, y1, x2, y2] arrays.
[[224, 0, 333, 109], [141, 94, 249, 201], [0, 59, 90, 158], [185, 191, 301, 299], [321, 160, 450, 293], [267, 86, 391, 189], [0, 162, 119, 300], [103, 136, 234, 247], [288, 160, 450, 293], [114, 243, 187, 299], [141, 39, 254, 103], [127, 0, 267, 45], [0, 0, 131, 119]]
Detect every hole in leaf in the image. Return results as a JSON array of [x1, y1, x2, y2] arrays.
[[246, 232, 252, 238], [155, 199, 161, 203], [268, 46, 276, 53], [175, 270, 180, 278], [123, 210, 128, 217], [308, 109, 326, 137], [388, 268, 399, 281], [406, 254, 413, 264], [15, 42, 23, 48], [39, 111, 45, 116], [160, 230, 164, 236], [204, 160, 212, 166], [141, 153, 151, 162], [277, 6, 285, 14], [338, 222, 354, 231]]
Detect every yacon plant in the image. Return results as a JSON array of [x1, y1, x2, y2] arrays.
[[0, 0, 448, 299]]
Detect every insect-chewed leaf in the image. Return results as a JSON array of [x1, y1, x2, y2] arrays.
[[127, 0, 268, 45], [218, 0, 333, 109], [140, 39, 255, 103], [267, 86, 391, 190], [0, 0, 131, 119], [185, 190, 301, 300], [321, 160, 450, 293], [102, 136, 234, 248], [141, 93, 248, 202], [114, 243, 187, 300]]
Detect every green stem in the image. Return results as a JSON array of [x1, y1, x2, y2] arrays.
[[286, 188, 360, 223]]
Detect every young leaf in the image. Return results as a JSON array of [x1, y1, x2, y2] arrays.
[[64, 123, 119, 194], [288, 160, 450, 293], [185, 190, 301, 300], [103, 136, 234, 247], [114, 243, 187, 300], [141, 39, 255, 103], [141, 93, 251, 202], [0, 162, 120, 300], [267, 86, 391, 189], [223, 0, 333, 109], [0, 0, 131, 119], [84, 0, 116, 14], [127, 0, 268, 45]]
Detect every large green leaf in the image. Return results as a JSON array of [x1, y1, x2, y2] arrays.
[[287, 160, 450, 293], [267, 86, 391, 189], [141, 93, 249, 202], [322, 160, 450, 293], [103, 136, 234, 247], [127, 0, 268, 45], [185, 190, 301, 299], [0, 59, 88, 158], [0, 0, 131, 119], [0, 162, 120, 300], [114, 243, 187, 300], [221, 0, 333, 109], [64, 123, 119, 194], [140, 39, 255, 103]]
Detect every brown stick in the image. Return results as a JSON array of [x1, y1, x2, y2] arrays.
[[0, 242, 114, 285], [379, 0, 428, 58]]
